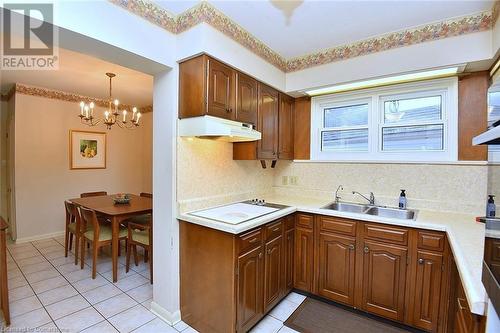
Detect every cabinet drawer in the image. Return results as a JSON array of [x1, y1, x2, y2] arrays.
[[238, 228, 262, 254], [265, 220, 283, 241], [319, 216, 356, 236], [284, 215, 295, 231], [417, 231, 445, 252], [296, 213, 313, 229], [363, 223, 408, 245]]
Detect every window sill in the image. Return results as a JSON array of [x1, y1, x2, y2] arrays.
[[292, 159, 488, 166]]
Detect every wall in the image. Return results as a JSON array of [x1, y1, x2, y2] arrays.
[[488, 164, 500, 212], [13, 93, 152, 241], [0, 101, 7, 220], [286, 31, 493, 93], [274, 161, 488, 215], [177, 138, 275, 213]]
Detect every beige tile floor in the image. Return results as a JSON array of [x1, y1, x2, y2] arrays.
[[2, 236, 304, 333]]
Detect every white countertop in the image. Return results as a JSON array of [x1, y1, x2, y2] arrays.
[[178, 194, 487, 315]]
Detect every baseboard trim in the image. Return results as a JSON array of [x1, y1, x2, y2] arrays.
[[150, 301, 181, 325], [15, 231, 65, 244]]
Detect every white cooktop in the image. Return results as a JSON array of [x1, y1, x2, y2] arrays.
[[188, 203, 279, 224]]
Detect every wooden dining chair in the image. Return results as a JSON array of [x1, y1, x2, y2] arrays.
[[126, 221, 153, 284], [64, 201, 81, 264], [139, 192, 152, 198], [79, 207, 127, 279], [80, 191, 107, 198]]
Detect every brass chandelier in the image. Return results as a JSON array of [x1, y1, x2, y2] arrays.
[[78, 72, 141, 130]]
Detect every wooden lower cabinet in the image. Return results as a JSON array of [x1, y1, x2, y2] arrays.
[[263, 235, 283, 312], [412, 250, 444, 332], [317, 232, 355, 306], [181, 214, 295, 333], [237, 246, 264, 333], [290, 215, 469, 333], [294, 226, 314, 292], [284, 228, 295, 293], [361, 240, 408, 322]]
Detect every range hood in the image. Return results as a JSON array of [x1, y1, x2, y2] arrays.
[[178, 116, 261, 142], [473, 120, 500, 145]]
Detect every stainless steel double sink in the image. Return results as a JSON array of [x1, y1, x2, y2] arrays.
[[321, 202, 417, 220]]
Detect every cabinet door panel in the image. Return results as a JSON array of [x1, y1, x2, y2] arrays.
[[284, 228, 295, 292], [278, 93, 294, 160], [318, 233, 356, 306], [294, 227, 314, 292], [207, 58, 235, 120], [264, 236, 283, 312], [257, 84, 279, 159], [362, 240, 407, 322], [237, 246, 263, 332], [413, 251, 443, 331], [236, 73, 258, 125]]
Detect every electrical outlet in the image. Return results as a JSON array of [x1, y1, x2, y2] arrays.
[[282, 176, 288, 185], [290, 176, 298, 185]]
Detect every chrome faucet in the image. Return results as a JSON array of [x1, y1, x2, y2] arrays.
[[352, 191, 375, 205], [335, 185, 344, 203]]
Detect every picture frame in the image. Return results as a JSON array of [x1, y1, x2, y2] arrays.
[[69, 130, 107, 169]]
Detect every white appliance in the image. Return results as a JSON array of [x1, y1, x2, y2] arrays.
[[178, 116, 261, 142], [188, 203, 279, 224], [473, 120, 500, 145]]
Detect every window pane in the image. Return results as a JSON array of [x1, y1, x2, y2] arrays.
[[324, 104, 368, 128], [384, 96, 441, 124], [382, 125, 444, 151], [321, 129, 368, 151]]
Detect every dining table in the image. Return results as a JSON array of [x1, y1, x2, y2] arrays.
[[70, 194, 152, 282]]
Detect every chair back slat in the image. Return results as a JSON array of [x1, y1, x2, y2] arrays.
[[64, 201, 78, 226], [80, 191, 107, 198], [140, 192, 152, 198], [79, 207, 100, 237]]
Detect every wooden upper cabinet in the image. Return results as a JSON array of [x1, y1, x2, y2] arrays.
[[412, 250, 443, 332], [361, 240, 408, 322], [278, 93, 294, 160], [207, 58, 236, 120], [179, 55, 236, 120], [236, 73, 258, 125], [237, 246, 264, 333], [257, 84, 279, 159], [318, 232, 356, 306]]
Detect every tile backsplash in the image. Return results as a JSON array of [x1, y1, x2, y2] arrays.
[[274, 161, 488, 215], [177, 138, 274, 212], [177, 138, 490, 215]]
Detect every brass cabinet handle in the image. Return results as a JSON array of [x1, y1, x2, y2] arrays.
[[272, 227, 280, 232], [248, 237, 258, 243], [258, 252, 263, 259], [363, 246, 369, 253], [418, 258, 425, 264], [349, 244, 355, 251]]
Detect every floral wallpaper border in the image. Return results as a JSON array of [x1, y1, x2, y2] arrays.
[[111, 0, 495, 73], [9, 83, 152, 113]]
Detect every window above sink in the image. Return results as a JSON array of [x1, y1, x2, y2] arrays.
[[311, 78, 458, 162]]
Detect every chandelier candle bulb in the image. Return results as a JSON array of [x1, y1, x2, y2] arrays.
[[122, 110, 127, 122], [79, 102, 84, 116], [85, 105, 89, 119]]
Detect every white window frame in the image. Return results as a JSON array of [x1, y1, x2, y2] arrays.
[[310, 77, 458, 162], [318, 97, 372, 153], [488, 89, 500, 163]]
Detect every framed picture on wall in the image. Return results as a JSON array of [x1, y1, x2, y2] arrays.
[[69, 130, 107, 169]]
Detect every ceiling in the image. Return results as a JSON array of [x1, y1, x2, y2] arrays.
[[1, 48, 153, 106], [155, 0, 494, 59]]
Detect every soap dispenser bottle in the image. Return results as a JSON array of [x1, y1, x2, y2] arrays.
[[487, 195, 496, 217], [399, 190, 407, 209]]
